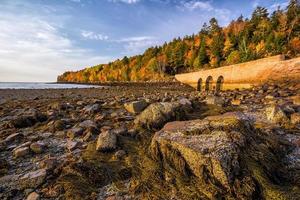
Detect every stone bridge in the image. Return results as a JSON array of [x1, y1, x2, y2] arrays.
[[175, 55, 300, 92]]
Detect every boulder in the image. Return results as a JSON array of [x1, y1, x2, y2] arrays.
[[134, 102, 190, 130], [19, 169, 47, 189], [96, 131, 117, 152], [265, 104, 289, 125], [150, 113, 260, 199], [124, 100, 149, 114], [9, 109, 46, 128]]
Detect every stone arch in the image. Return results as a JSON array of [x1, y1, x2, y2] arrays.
[[205, 76, 213, 91], [216, 76, 224, 92], [197, 78, 202, 91]]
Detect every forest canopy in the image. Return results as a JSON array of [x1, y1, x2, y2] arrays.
[[58, 0, 300, 83]]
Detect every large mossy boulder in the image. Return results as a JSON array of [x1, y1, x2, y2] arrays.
[[150, 112, 300, 199], [134, 102, 191, 130]]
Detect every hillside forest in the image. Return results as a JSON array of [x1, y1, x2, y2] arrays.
[[58, 0, 300, 83]]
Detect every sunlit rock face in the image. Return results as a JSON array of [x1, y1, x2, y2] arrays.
[[151, 112, 300, 199]]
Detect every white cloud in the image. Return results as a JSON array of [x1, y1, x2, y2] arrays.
[[181, 1, 213, 11], [269, 1, 289, 13], [81, 30, 109, 41], [0, 11, 111, 82]]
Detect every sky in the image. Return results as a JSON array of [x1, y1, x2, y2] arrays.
[[0, 0, 290, 82]]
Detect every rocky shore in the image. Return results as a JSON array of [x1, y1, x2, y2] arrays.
[[0, 81, 299, 200]]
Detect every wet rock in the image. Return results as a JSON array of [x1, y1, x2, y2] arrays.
[[134, 102, 190, 130], [19, 169, 47, 189], [30, 141, 45, 154], [9, 109, 46, 128], [96, 130, 117, 152], [26, 192, 40, 200], [83, 104, 100, 114], [291, 113, 300, 125], [205, 95, 224, 106], [67, 127, 84, 139], [13, 146, 30, 158], [124, 100, 149, 114], [265, 104, 289, 125]]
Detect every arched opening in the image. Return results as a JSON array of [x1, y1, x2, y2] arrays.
[[205, 76, 213, 91], [216, 76, 224, 92], [197, 78, 202, 91]]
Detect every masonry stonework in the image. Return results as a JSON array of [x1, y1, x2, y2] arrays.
[[175, 55, 300, 91]]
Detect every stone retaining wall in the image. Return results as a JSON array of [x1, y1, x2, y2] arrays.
[[175, 55, 300, 91]]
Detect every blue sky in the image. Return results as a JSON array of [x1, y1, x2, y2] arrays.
[[0, 0, 289, 82]]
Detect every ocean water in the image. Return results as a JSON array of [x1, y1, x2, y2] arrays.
[[0, 82, 101, 89]]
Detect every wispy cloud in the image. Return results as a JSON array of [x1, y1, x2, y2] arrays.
[[81, 30, 109, 41], [0, 3, 112, 82], [269, 1, 289, 12], [181, 1, 213, 11]]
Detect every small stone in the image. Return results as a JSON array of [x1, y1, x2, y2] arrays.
[[178, 98, 192, 106], [53, 120, 65, 131], [79, 120, 97, 130], [112, 127, 128, 135], [291, 113, 300, 125], [66, 140, 79, 151], [30, 142, 45, 154], [39, 158, 58, 170], [13, 147, 30, 158], [96, 131, 117, 152], [124, 100, 149, 114], [114, 150, 126, 160], [19, 169, 47, 189], [26, 192, 40, 200], [83, 104, 100, 114], [205, 95, 224, 106], [265, 105, 289, 125], [231, 99, 241, 106], [292, 95, 300, 105], [67, 127, 84, 139]]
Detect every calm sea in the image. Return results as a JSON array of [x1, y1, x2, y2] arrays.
[[0, 82, 101, 89]]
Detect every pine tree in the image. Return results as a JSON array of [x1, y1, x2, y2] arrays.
[[198, 36, 208, 67]]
